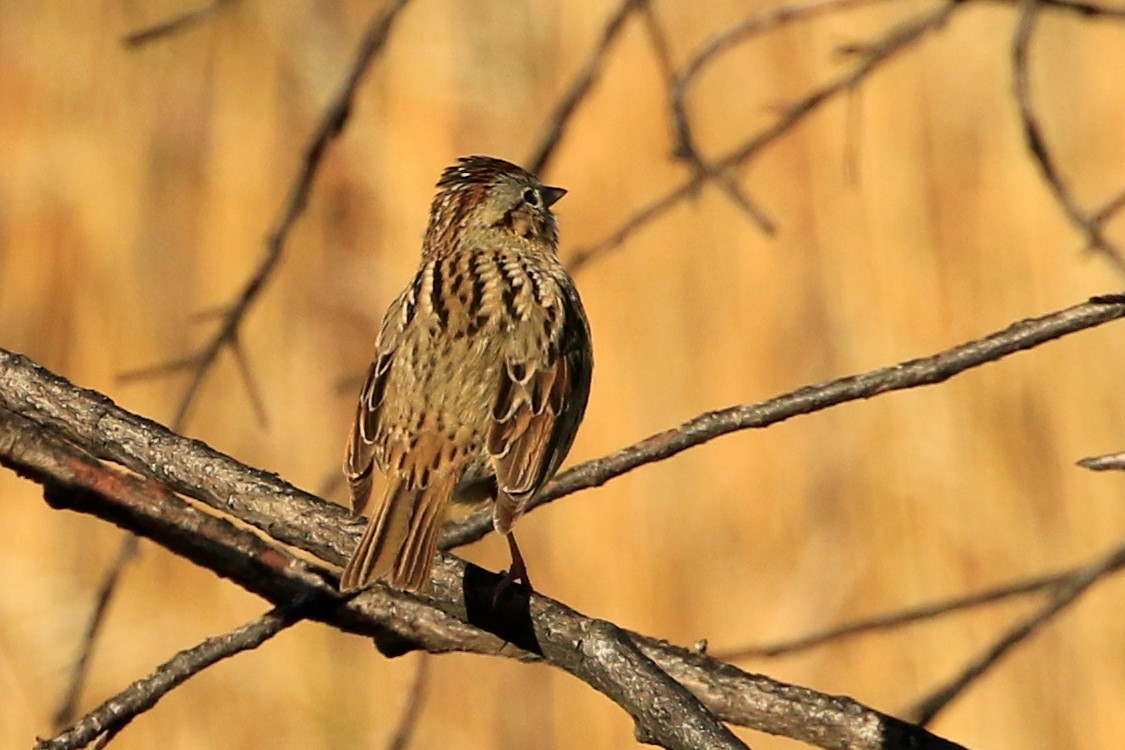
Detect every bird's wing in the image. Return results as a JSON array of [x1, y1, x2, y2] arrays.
[[344, 291, 409, 516], [487, 286, 592, 532]]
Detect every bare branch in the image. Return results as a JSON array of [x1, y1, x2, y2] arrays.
[[635, 634, 965, 750], [570, 0, 959, 271], [123, 0, 233, 47], [1094, 186, 1125, 223], [1032, 0, 1125, 18], [906, 540, 1125, 726], [41, 607, 300, 750], [385, 655, 430, 750], [526, 0, 646, 176], [1077, 450, 1125, 471], [664, 0, 898, 236], [676, 0, 894, 91], [653, 5, 775, 234], [124, 0, 412, 430], [1012, 0, 1125, 273], [716, 564, 1083, 659], [67, 6, 414, 718], [0, 355, 965, 750], [51, 535, 138, 730], [442, 296, 1125, 548]]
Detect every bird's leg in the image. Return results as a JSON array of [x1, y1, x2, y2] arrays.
[[493, 531, 533, 607], [505, 531, 532, 589]]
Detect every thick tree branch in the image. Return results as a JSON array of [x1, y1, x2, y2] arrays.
[[1, 358, 963, 750]]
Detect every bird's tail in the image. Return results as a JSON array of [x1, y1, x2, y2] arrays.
[[340, 472, 454, 592]]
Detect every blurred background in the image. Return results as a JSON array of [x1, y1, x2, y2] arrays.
[[2, 0, 1124, 747]]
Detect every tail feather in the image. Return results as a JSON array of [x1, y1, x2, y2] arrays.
[[340, 473, 454, 592]]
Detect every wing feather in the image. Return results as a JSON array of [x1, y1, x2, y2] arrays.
[[489, 290, 592, 533], [344, 293, 408, 516]]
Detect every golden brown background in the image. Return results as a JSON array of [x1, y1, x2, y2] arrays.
[[2, 1, 1124, 748]]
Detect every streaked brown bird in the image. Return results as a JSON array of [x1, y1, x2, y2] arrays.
[[340, 155, 593, 593]]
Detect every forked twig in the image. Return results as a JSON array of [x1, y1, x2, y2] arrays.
[[666, 0, 897, 235], [905, 540, 1125, 725], [122, 0, 412, 429], [60, 0, 413, 733], [1012, 0, 1125, 273], [569, 0, 960, 271]]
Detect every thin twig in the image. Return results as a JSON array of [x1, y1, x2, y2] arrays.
[[525, 0, 647, 176], [1077, 450, 1125, 470], [441, 295, 1125, 547], [40, 606, 304, 750], [647, 5, 775, 234], [716, 564, 1082, 660], [570, 0, 959, 271], [905, 540, 1125, 726], [125, 0, 412, 430], [1012, 0, 1125, 273], [50, 536, 139, 729], [676, 0, 895, 92], [1021, 0, 1125, 17], [666, 0, 895, 236], [385, 655, 431, 750], [1094, 186, 1125, 222], [62, 0, 413, 731], [122, 0, 233, 47]]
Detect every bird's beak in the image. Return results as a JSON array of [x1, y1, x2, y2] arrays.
[[541, 185, 567, 207]]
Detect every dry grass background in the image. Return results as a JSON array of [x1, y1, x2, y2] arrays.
[[2, 0, 1124, 748]]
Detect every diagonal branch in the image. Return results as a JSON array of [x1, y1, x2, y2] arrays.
[[1011, 0, 1125, 273], [442, 295, 1125, 547], [716, 563, 1084, 660], [665, 0, 897, 236], [50, 535, 138, 730], [64, 6, 414, 720], [0, 403, 963, 750], [123, 0, 235, 47], [568, 0, 960, 271], [905, 539, 1125, 725], [40, 606, 302, 750], [525, 0, 647, 176], [6, 294, 1119, 748], [122, 0, 413, 430]]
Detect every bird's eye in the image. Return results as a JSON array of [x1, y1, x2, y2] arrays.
[[522, 188, 539, 206]]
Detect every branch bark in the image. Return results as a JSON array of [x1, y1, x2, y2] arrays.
[[1, 349, 964, 750], [444, 296, 1125, 547]]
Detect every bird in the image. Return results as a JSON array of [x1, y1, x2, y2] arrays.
[[339, 155, 593, 594]]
